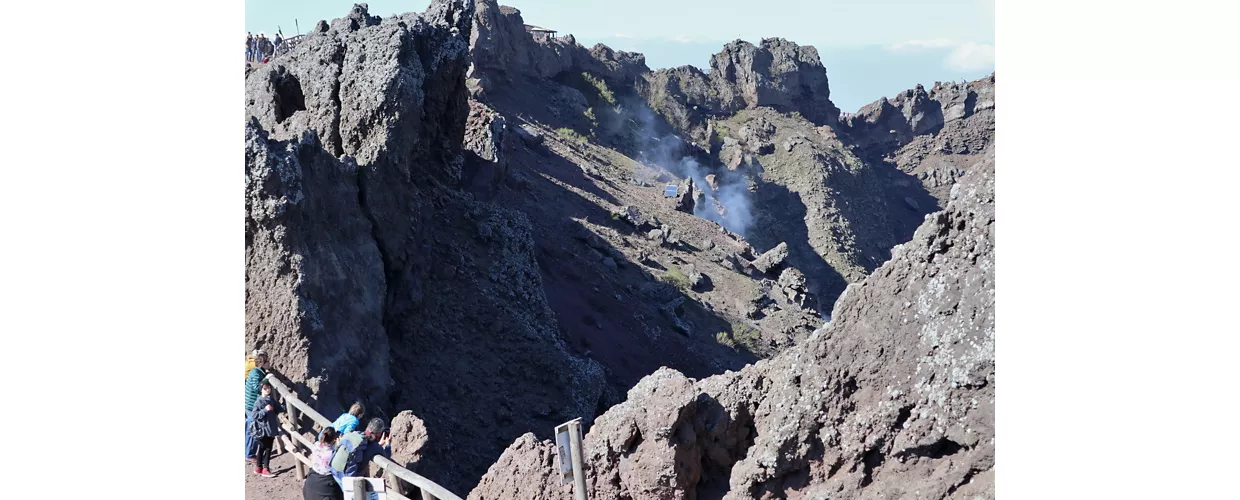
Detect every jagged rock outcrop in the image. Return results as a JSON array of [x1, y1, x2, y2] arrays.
[[245, 121, 391, 414], [245, 1, 611, 492], [776, 267, 809, 308], [470, 4, 840, 155], [470, 150, 995, 500], [245, 0, 475, 416], [843, 74, 995, 156], [750, 241, 788, 274], [709, 39, 839, 125], [389, 410, 431, 469], [639, 38, 841, 148], [468, 0, 648, 86], [462, 99, 511, 196], [671, 178, 697, 214]]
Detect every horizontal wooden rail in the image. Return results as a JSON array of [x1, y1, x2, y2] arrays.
[[282, 436, 314, 468], [263, 372, 463, 500], [374, 456, 463, 500], [281, 420, 317, 451], [386, 490, 414, 500], [265, 375, 331, 427]]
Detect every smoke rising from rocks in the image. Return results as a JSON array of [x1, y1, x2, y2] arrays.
[[625, 99, 754, 237]]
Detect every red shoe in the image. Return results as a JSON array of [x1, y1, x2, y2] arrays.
[[253, 466, 263, 475], [260, 468, 275, 478]]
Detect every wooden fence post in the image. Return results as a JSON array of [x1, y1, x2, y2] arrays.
[[286, 401, 306, 480], [353, 478, 368, 500]]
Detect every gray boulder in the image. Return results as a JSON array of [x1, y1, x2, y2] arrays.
[[751, 242, 789, 273]]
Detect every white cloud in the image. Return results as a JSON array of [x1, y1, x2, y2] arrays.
[[889, 38, 958, 50], [889, 39, 995, 72], [946, 42, 995, 71]]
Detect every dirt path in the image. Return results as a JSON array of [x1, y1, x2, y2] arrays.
[[244, 449, 304, 500]]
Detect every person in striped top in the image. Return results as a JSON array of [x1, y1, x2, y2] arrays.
[[244, 349, 268, 462]]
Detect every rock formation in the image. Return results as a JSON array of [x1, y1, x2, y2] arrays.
[[245, 2, 997, 497], [638, 38, 842, 149], [470, 149, 995, 500], [469, 0, 648, 86], [750, 242, 788, 274], [842, 76, 995, 157], [245, 2, 612, 492]]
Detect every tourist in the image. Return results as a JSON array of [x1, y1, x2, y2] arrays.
[[304, 428, 345, 500], [250, 33, 261, 63], [329, 418, 393, 487], [244, 349, 269, 462], [246, 32, 254, 62], [357, 418, 393, 477], [329, 401, 365, 435], [260, 32, 272, 60], [249, 381, 284, 477]]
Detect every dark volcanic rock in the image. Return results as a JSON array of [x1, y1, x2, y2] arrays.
[[639, 38, 841, 146], [245, 120, 390, 413], [672, 178, 696, 214], [470, 150, 995, 500], [468, 0, 649, 86], [843, 74, 995, 156], [709, 38, 840, 125], [245, 1, 609, 493], [777, 267, 809, 308], [751, 241, 789, 274], [462, 99, 510, 196]]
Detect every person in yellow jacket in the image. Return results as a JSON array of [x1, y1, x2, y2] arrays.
[[244, 349, 269, 462]]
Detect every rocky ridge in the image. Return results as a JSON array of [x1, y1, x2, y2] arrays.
[[245, 1, 612, 492], [470, 149, 996, 500], [245, 1, 996, 496]]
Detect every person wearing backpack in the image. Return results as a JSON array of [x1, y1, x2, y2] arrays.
[[329, 418, 392, 487], [249, 381, 284, 477], [244, 349, 269, 462]]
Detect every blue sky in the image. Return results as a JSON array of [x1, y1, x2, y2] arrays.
[[246, 0, 995, 112]]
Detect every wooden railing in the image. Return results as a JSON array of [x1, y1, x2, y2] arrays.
[[264, 375, 464, 500]]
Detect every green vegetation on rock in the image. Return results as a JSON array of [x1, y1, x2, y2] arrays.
[[716, 319, 762, 353]]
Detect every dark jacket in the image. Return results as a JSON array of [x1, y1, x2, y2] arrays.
[[333, 433, 392, 478], [355, 433, 392, 477], [249, 395, 283, 438]]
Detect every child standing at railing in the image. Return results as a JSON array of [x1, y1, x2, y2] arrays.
[[249, 381, 284, 478]]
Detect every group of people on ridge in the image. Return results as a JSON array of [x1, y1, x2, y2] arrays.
[[245, 349, 393, 500], [246, 31, 283, 64]]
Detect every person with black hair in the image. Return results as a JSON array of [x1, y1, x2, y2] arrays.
[[248, 381, 284, 477], [304, 427, 344, 500]]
